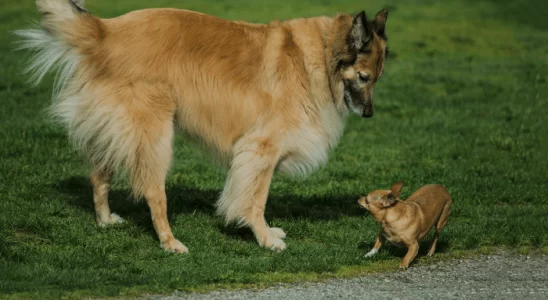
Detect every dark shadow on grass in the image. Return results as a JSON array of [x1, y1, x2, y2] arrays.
[[54, 176, 364, 241], [358, 238, 450, 263]]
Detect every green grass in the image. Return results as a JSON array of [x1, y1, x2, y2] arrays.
[[1, 0, 548, 298]]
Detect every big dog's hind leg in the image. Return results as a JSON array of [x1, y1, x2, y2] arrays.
[[130, 119, 188, 254], [217, 137, 285, 251], [91, 166, 124, 226]]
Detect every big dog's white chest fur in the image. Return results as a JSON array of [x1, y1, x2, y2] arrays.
[[277, 104, 347, 177]]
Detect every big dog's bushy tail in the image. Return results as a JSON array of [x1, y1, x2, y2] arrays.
[[14, 0, 104, 96]]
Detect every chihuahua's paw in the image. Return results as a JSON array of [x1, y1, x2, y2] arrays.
[[364, 249, 378, 258], [399, 265, 409, 271], [269, 227, 286, 239]]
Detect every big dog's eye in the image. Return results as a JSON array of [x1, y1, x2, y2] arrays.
[[358, 72, 371, 84]]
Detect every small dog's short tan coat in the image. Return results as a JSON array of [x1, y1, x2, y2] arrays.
[[358, 181, 452, 269]]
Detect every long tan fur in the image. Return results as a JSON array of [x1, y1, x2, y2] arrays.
[[16, 0, 389, 253]]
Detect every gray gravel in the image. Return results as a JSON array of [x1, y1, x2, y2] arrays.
[[145, 254, 548, 300]]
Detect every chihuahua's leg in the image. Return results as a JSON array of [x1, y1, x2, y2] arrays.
[[400, 241, 419, 270], [428, 202, 451, 256], [436, 201, 451, 231], [427, 232, 440, 257], [365, 232, 385, 258]]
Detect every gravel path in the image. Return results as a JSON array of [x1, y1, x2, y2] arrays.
[[146, 254, 548, 300]]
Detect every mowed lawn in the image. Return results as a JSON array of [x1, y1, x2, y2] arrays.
[[1, 0, 547, 298]]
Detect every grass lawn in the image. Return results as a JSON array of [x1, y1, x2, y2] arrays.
[[1, 0, 547, 298]]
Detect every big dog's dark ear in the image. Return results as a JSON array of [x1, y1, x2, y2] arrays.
[[349, 11, 372, 51], [390, 181, 405, 199], [373, 9, 388, 39], [381, 193, 397, 208]]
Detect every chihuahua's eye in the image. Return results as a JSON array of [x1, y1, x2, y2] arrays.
[[358, 72, 371, 84]]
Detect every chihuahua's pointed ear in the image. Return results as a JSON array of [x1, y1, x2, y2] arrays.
[[382, 193, 397, 208], [390, 181, 405, 199]]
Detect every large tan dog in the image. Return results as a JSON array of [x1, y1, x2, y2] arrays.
[[16, 0, 389, 253]]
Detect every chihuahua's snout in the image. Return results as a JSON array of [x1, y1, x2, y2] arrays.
[[358, 196, 367, 209]]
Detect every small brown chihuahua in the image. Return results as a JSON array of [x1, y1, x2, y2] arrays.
[[358, 181, 452, 270]]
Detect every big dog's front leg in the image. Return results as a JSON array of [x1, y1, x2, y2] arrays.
[[216, 137, 285, 251]]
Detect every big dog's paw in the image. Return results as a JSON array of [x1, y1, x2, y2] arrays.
[[269, 227, 287, 239], [161, 238, 189, 254], [263, 237, 286, 252], [97, 213, 125, 227]]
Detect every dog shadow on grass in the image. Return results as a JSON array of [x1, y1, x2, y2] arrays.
[[357, 239, 450, 261], [55, 176, 364, 241]]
